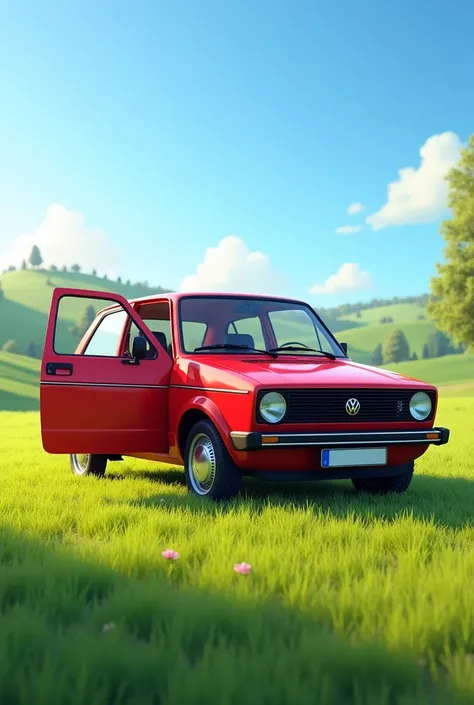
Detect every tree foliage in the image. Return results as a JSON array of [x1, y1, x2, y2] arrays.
[[26, 341, 38, 358], [21, 259, 27, 270], [79, 305, 96, 337], [427, 135, 474, 350], [371, 343, 383, 366], [0, 281, 3, 302], [29, 245, 43, 268], [71, 264, 81, 273], [382, 329, 410, 364]]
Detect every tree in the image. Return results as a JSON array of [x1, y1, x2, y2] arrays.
[[29, 245, 43, 268], [422, 343, 430, 360], [371, 343, 383, 366], [78, 305, 96, 337], [427, 330, 451, 359], [62, 265, 68, 272], [382, 329, 410, 364], [71, 264, 81, 273], [117, 276, 122, 284], [26, 340, 38, 358], [2, 339, 20, 354], [21, 259, 27, 270], [92, 268, 97, 277], [411, 351, 418, 361], [427, 135, 474, 351], [7, 265, 16, 272], [50, 264, 58, 272]]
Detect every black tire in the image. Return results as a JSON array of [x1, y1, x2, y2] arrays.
[[351, 462, 414, 494], [70, 454, 107, 477], [184, 420, 242, 500]]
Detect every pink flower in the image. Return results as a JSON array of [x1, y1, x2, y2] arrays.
[[161, 549, 179, 560], [234, 562, 252, 575]]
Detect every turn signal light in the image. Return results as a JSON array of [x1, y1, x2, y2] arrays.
[[262, 436, 279, 444]]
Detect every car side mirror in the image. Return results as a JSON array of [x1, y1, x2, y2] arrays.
[[340, 342, 348, 355], [132, 335, 148, 360]]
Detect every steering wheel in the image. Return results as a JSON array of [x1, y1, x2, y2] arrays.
[[278, 341, 313, 349]]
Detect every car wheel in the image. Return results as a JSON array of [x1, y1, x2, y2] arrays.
[[70, 454, 107, 477], [351, 462, 414, 494], [184, 420, 242, 500]]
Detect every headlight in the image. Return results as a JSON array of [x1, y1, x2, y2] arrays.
[[409, 392, 432, 421], [259, 392, 287, 423]]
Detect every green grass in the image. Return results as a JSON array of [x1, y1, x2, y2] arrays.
[[1, 398, 474, 704], [382, 354, 474, 387]]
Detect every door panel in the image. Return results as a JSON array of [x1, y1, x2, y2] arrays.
[[40, 288, 172, 455]]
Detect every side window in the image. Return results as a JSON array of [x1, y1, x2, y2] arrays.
[[54, 295, 130, 356], [83, 311, 128, 356], [226, 316, 265, 348], [130, 301, 173, 357]]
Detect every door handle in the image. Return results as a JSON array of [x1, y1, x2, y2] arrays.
[[46, 362, 73, 376]]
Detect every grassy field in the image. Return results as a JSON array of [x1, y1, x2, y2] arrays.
[[1, 396, 474, 704]]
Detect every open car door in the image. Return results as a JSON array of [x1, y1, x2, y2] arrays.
[[40, 288, 173, 455]]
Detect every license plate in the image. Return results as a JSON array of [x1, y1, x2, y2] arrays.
[[321, 448, 387, 468]]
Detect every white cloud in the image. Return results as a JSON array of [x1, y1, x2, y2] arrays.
[[347, 202, 365, 215], [310, 263, 373, 295], [2, 204, 120, 275], [335, 225, 363, 235], [366, 131, 462, 230], [180, 235, 287, 294]]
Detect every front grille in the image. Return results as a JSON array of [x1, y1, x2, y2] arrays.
[[257, 388, 436, 424]]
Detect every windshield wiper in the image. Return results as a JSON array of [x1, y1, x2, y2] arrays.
[[268, 344, 336, 360], [194, 343, 278, 358]]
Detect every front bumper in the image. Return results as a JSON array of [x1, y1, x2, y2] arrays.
[[230, 427, 450, 451]]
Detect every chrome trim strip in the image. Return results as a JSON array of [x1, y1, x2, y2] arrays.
[[41, 382, 168, 389], [231, 430, 441, 438], [170, 385, 249, 394], [257, 439, 437, 447]]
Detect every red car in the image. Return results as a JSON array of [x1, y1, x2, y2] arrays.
[[40, 288, 449, 500]]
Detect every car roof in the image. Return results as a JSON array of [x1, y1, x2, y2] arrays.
[[97, 291, 309, 316]]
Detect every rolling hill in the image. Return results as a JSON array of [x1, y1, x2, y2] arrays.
[[0, 269, 466, 370], [0, 268, 169, 354]]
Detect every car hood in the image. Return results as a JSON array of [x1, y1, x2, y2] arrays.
[[200, 356, 434, 390]]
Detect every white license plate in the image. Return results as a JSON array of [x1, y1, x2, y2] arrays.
[[321, 448, 387, 468]]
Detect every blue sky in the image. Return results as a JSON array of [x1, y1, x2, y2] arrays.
[[0, 0, 473, 307]]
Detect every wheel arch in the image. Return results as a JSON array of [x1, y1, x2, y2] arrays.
[[177, 397, 233, 457]]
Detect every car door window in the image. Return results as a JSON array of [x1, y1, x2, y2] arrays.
[[83, 310, 128, 356]]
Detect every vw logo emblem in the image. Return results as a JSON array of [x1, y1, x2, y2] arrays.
[[345, 398, 360, 416]]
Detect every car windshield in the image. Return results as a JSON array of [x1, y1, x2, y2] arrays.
[[178, 296, 345, 357]]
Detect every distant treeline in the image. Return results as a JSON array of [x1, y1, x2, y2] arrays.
[[318, 294, 433, 320]]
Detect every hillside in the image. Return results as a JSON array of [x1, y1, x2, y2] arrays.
[[0, 268, 170, 354], [0, 269, 464, 367], [0, 352, 39, 411], [337, 321, 438, 364]]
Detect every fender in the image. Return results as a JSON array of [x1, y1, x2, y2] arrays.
[[172, 394, 235, 459]]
